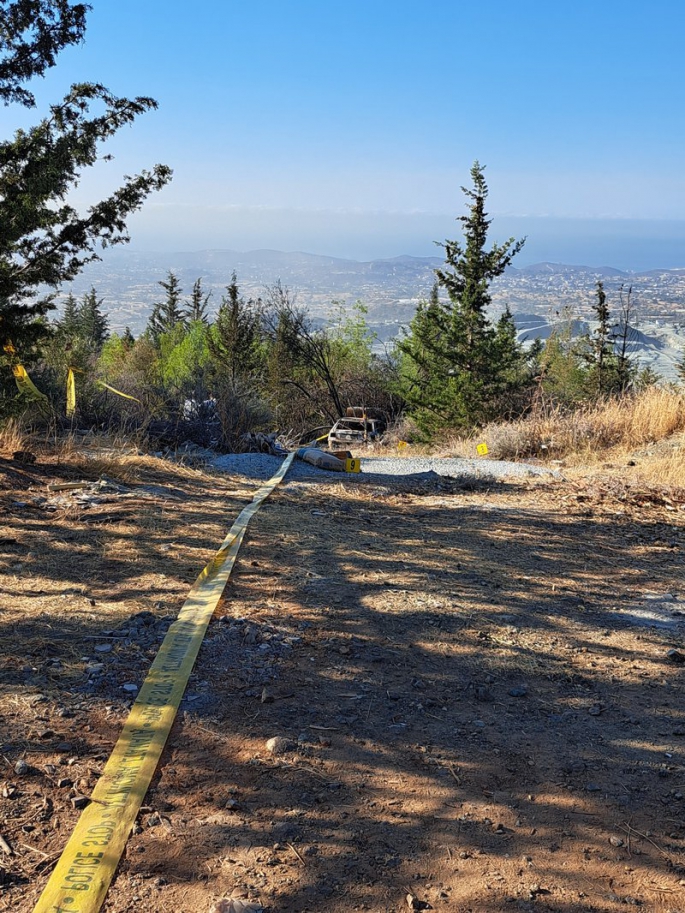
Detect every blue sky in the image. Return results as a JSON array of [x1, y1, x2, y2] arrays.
[[4, 0, 685, 265]]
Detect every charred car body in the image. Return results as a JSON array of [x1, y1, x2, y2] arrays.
[[327, 407, 386, 449]]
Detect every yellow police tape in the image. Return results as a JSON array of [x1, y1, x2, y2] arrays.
[[67, 367, 142, 416], [66, 368, 77, 417], [32, 452, 295, 913]]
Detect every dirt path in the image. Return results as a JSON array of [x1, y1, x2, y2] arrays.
[[1, 453, 684, 912]]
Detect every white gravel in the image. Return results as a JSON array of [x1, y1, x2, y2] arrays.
[[212, 452, 558, 484]]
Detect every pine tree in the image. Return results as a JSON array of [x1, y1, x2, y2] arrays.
[[59, 293, 80, 336], [539, 309, 589, 405], [587, 281, 612, 394], [186, 278, 211, 323], [581, 280, 623, 396], [77, 287, 109, 350], [0, 1, 172, 354], [399, 162, 528, 434], [0, 1, 88, 107], [209, 272, 263, 383], [146, 271, 186, 344]]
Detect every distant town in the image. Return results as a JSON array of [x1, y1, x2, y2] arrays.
[[57, 249, 685, 381]]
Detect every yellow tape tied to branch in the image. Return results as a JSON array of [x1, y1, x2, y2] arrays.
[[67, 367, 142, 416], [66, 368, 77, 417], [3, 342, 50, 404], [11, 362, 50, 403]]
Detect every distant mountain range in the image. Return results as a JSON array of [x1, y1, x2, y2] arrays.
[[57, 248, 685, 380]]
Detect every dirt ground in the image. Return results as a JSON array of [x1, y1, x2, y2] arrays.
[[1, 447, 684, 913]]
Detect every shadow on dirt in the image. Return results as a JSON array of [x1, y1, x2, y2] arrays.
[[1, 467, 684, 911]]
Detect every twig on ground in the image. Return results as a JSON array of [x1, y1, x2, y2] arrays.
[[287, 843, 305, 866], [620, 823, 674, 864], [19, 842, 49, 858], [446, 765, 462, 786]]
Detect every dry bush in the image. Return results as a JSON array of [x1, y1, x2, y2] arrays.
[[478, 387, 685, 461], [213, 378, 274, 452]]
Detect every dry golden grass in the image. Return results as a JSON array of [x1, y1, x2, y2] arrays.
[[474, 386, 685, 461], [627, 444, 685, 489], [0, 418, 26, 455]]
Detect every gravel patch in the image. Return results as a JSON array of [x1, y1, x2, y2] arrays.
[[212, 452, 558, 484]]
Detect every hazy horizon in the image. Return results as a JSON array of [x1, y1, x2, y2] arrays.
[[119, 211, 685, 273]]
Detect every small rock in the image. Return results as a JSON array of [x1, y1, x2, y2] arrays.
[[243, 626, 259, 645], [265, 736, 295, 755], [210, 900, 263, 913], [261, 687, 274, 704], [146, 812, 162, 828], [71, 796, 90, 810], [586, 782, 601, 792], [122, 683, 139, 693], [57, 778, 73, 789], [508, 686, 528, 697], [609, 836, 624, 847], [666, 649, 685, 664], [14, 759, 29, 776], [406, 894, 433, 911], [94, 644, 113, 654], [339, 645, 350, 655]]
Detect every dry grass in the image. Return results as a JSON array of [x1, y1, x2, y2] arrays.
[[1, 424, 215, 487], [628, 445, 685, 490], [473, 387, 685, 461], [0, 418, 26, 455], [52, 432, 148, 483]]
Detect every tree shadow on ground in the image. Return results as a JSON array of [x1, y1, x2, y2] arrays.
[[1, 466, 684, 912]]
